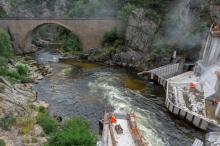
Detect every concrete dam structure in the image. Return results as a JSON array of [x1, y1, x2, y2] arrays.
[[0, 18, 122, 54]]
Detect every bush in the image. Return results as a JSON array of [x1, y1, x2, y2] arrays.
[[102, 27, 124, 47], [0, 139, 5, 146], [145, 9, 161, 23], [16, 64, 29, 76], [119, 3, 137, 23], [0, 7, 7, 18], [0, 64, 31, 83], [150, 47, 172, 59], [0, 29, 13, 59], [56, 26, 83, 55], [37, 112, 58, 135], [0, 115, 16, 130], [48, 118, 96, 146]]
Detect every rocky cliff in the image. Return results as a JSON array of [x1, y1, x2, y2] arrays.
[[113, 0, 211, 69], [112, 9, 158, 68]]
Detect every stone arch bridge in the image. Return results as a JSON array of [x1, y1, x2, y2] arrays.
[[0, 18, 122, 54]]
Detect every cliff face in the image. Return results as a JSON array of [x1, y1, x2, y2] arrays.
[[122, 0, 211, 69], [0, 0, 70, 17], [112, 9, 158, 68]]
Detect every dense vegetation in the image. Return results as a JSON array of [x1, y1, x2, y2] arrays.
[[0, 115, 16, 131], [56, 26, 82, 55], [36, 107, 96, 146], [0, 29, 13, 63], [48, 118, 96, 146], [0, 29, 31, 83], [36, 108, 58, 135], [3, 0, 175, 24], [0, 139, 5, 146], [66, 0, 174, 23], [32, 25, 82, 55]]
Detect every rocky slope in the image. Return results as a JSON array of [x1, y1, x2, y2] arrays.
[[88, 0, 212, 70], [0, 58, 51, 146]]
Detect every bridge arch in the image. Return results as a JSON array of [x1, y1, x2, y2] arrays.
[[0, 18, 122, 54], [23, 21, 83, 53]]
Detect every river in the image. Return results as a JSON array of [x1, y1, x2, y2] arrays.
[[33, 50, 204, 146]]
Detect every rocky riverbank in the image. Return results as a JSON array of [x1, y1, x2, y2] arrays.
[[0, 56, 51, 146]]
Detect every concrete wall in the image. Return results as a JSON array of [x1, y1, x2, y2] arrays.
[[0, 18, 122, 53]]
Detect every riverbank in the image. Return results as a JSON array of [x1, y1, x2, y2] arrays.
[[0, 55, 51, 146]]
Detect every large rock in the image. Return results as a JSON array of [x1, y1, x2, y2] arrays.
[[112, 9, 157, 68], [0, 0, 11, 15], [126, 9, 157, 52], [0, 76, 37, 117], [33, 125, 44, 137]]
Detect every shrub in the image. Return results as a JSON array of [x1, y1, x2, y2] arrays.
[[0, 139, 5, 146], [102, 27, 124, 47], [36, 112, 58, 135], [0, 29, 13, 59], [48, 118, 96, 146], [145, 9, 161, 23], [16, 64, 29, 76], [150, 47, 172, 59], [119, 3, 137, 23], [62, 68, 72, 76], [0, 115, 16, 130], [56, 26, 83, 55], [0, 64, 31, 84], [0, 57, 7, 66], [0, 7, 7, 18]]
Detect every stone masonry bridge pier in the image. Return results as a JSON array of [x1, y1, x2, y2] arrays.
[[0, 18, 122, 54]]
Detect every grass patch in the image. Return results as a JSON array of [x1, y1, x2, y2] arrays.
[[36, 111, 58, 135], [16, 110, 36, 134], [0, 115, 16, 131], [62, 68, 72, 76], [0, 139, 5, 146], [0, 64, 32, 84]]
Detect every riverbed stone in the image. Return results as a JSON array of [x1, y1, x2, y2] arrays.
[[33, 125, 44, 137]]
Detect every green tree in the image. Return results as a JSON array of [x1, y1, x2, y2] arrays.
[[0, 29, 13, 60]]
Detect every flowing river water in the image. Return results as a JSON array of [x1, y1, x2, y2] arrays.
[[33, 50, 204, 146]]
